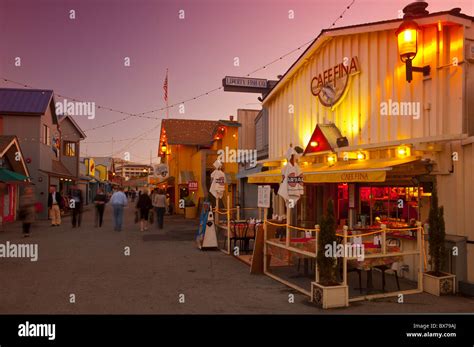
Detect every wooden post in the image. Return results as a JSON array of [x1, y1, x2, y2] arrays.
[[381, 224, 387, 254], [286, 203, 290, 248], [263, 207, 268, 273], [343, 226, 348, 286], [315, 224, 320, 283], [417, 221, 423, 292], [227, 194, 231, 253], [215, 197, 219, 226]]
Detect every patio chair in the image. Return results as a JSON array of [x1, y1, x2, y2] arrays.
[[230, 220, 249, 254], [374, 238, 401, 291]]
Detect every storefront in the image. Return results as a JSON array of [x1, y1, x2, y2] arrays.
[[248, 2, 474, 296]]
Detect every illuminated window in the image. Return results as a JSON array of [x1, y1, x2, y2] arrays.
[[43, 125, 51, 145], [64, 141, 76, 156]]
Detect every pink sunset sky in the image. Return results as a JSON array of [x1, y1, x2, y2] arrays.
[[1, 0, 472, 164]]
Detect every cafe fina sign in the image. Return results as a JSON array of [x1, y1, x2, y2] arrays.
[[311, 56, 360, 109]]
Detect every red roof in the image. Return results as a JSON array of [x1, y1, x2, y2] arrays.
[[161, 119, 220, 146]]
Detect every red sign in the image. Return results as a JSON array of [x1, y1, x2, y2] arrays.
[[188, 181, 198, 191]]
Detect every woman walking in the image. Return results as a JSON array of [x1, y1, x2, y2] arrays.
[[94, 188, 107, 227], [153, 188, 167, 229], [19, 186, 36, 237], [136, 188, 153, 231]]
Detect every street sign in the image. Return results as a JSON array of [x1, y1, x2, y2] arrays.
[[258, 185, 271, 208], [223, 76, 270, 93]]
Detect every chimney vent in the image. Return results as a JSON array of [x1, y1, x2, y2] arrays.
[[403, 1, 429, 19]]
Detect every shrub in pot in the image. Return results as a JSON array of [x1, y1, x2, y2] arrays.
[[311, 199, 349, 309], [423, 184, 456, 296]]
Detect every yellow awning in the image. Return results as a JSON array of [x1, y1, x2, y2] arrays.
[[248, 168, 282, 184], [248, 157, 420, 184], [303, 157, 420, 183]]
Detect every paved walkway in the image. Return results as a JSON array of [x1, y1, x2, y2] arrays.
[[0, 206, 473, 314]]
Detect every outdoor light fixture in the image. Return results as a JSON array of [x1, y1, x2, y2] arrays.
[[327, 154, 336, 165], [161, 141, 167, 154], [357, 152, 366, 160], [397, 146, 410, 157], [396, 19, 430, 82], [310, 141, 318, 147]]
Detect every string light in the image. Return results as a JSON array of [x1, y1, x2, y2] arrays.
[[1, 0, 357, 149]]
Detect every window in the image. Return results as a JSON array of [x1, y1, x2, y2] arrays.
[[64, 141, 76, 156], [43, 125, 51, 145]]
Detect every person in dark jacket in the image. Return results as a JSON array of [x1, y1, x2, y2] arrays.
[[94, 188, 107, 227], [70, 185, 83, 228], [136, 188, 152, 231], [47, 186, 63, 226], [19, 186, 36, 237]]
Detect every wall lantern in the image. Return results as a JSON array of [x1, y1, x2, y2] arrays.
[[356, 152, 366, 160], [161, 141, 167, 154], [397, 146, 411, 157], [327, 154, 337, 165], [396, 19, 430, 82]]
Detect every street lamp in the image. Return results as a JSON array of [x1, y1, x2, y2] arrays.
[[396, 19, 430, 83]]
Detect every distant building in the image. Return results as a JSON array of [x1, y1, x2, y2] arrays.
[[115, 163, 152, 179], [0, 88, 85, 218], [159, 117, 240, 214]]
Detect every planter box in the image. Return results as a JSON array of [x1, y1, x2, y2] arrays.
[[423, 272, 456, 296], [311, 282, 349, 309], [184, 206, 197, 219]]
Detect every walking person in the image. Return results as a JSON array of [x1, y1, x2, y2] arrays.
[[94, 188, 107, 227], [110, 187, 128, 231], [70, 185, 83, 228], [136, 188, 152, 231], [19, 186, 36, 237], [47, 185, 63, 226], [153, 188, 167, 229]]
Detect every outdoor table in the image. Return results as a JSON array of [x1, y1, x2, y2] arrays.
[[266, 237, 316, 276]]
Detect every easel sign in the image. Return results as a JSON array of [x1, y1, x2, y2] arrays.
[[196, 201, 218, 250]]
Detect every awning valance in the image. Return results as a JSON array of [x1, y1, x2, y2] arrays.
[[248, 157, 421, 184], [248, 168, 281, 184], [303, 157, 420, 183]]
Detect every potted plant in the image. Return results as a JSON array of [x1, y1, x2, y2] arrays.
[[184, 196, 197, 219], [311, 199, 349, 309], [423, 184, 456, 296]]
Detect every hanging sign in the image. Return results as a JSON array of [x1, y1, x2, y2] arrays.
[[311, 56, 360, 109], [154, 164, 169, 179]]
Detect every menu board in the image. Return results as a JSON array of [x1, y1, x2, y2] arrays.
[[258, 185, 271, 208]]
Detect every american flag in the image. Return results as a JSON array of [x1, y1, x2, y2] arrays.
[[163, 69, 168, 102]]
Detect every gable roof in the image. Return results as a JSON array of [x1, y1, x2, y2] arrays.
[[161, 119, 220, 146], [304, 123, 343, 155], [0, 135, 30, 177], [0, 88, 56, 116], [58, 115, 86, 139], [262, 8, 473, 104]]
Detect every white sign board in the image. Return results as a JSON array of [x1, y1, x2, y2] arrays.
[[154, 164, 169, 179], [225, 76, 267, 89], [258, 185, 271, 208]]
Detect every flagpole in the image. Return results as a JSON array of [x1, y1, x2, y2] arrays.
[[165, 68, 169, 119]]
